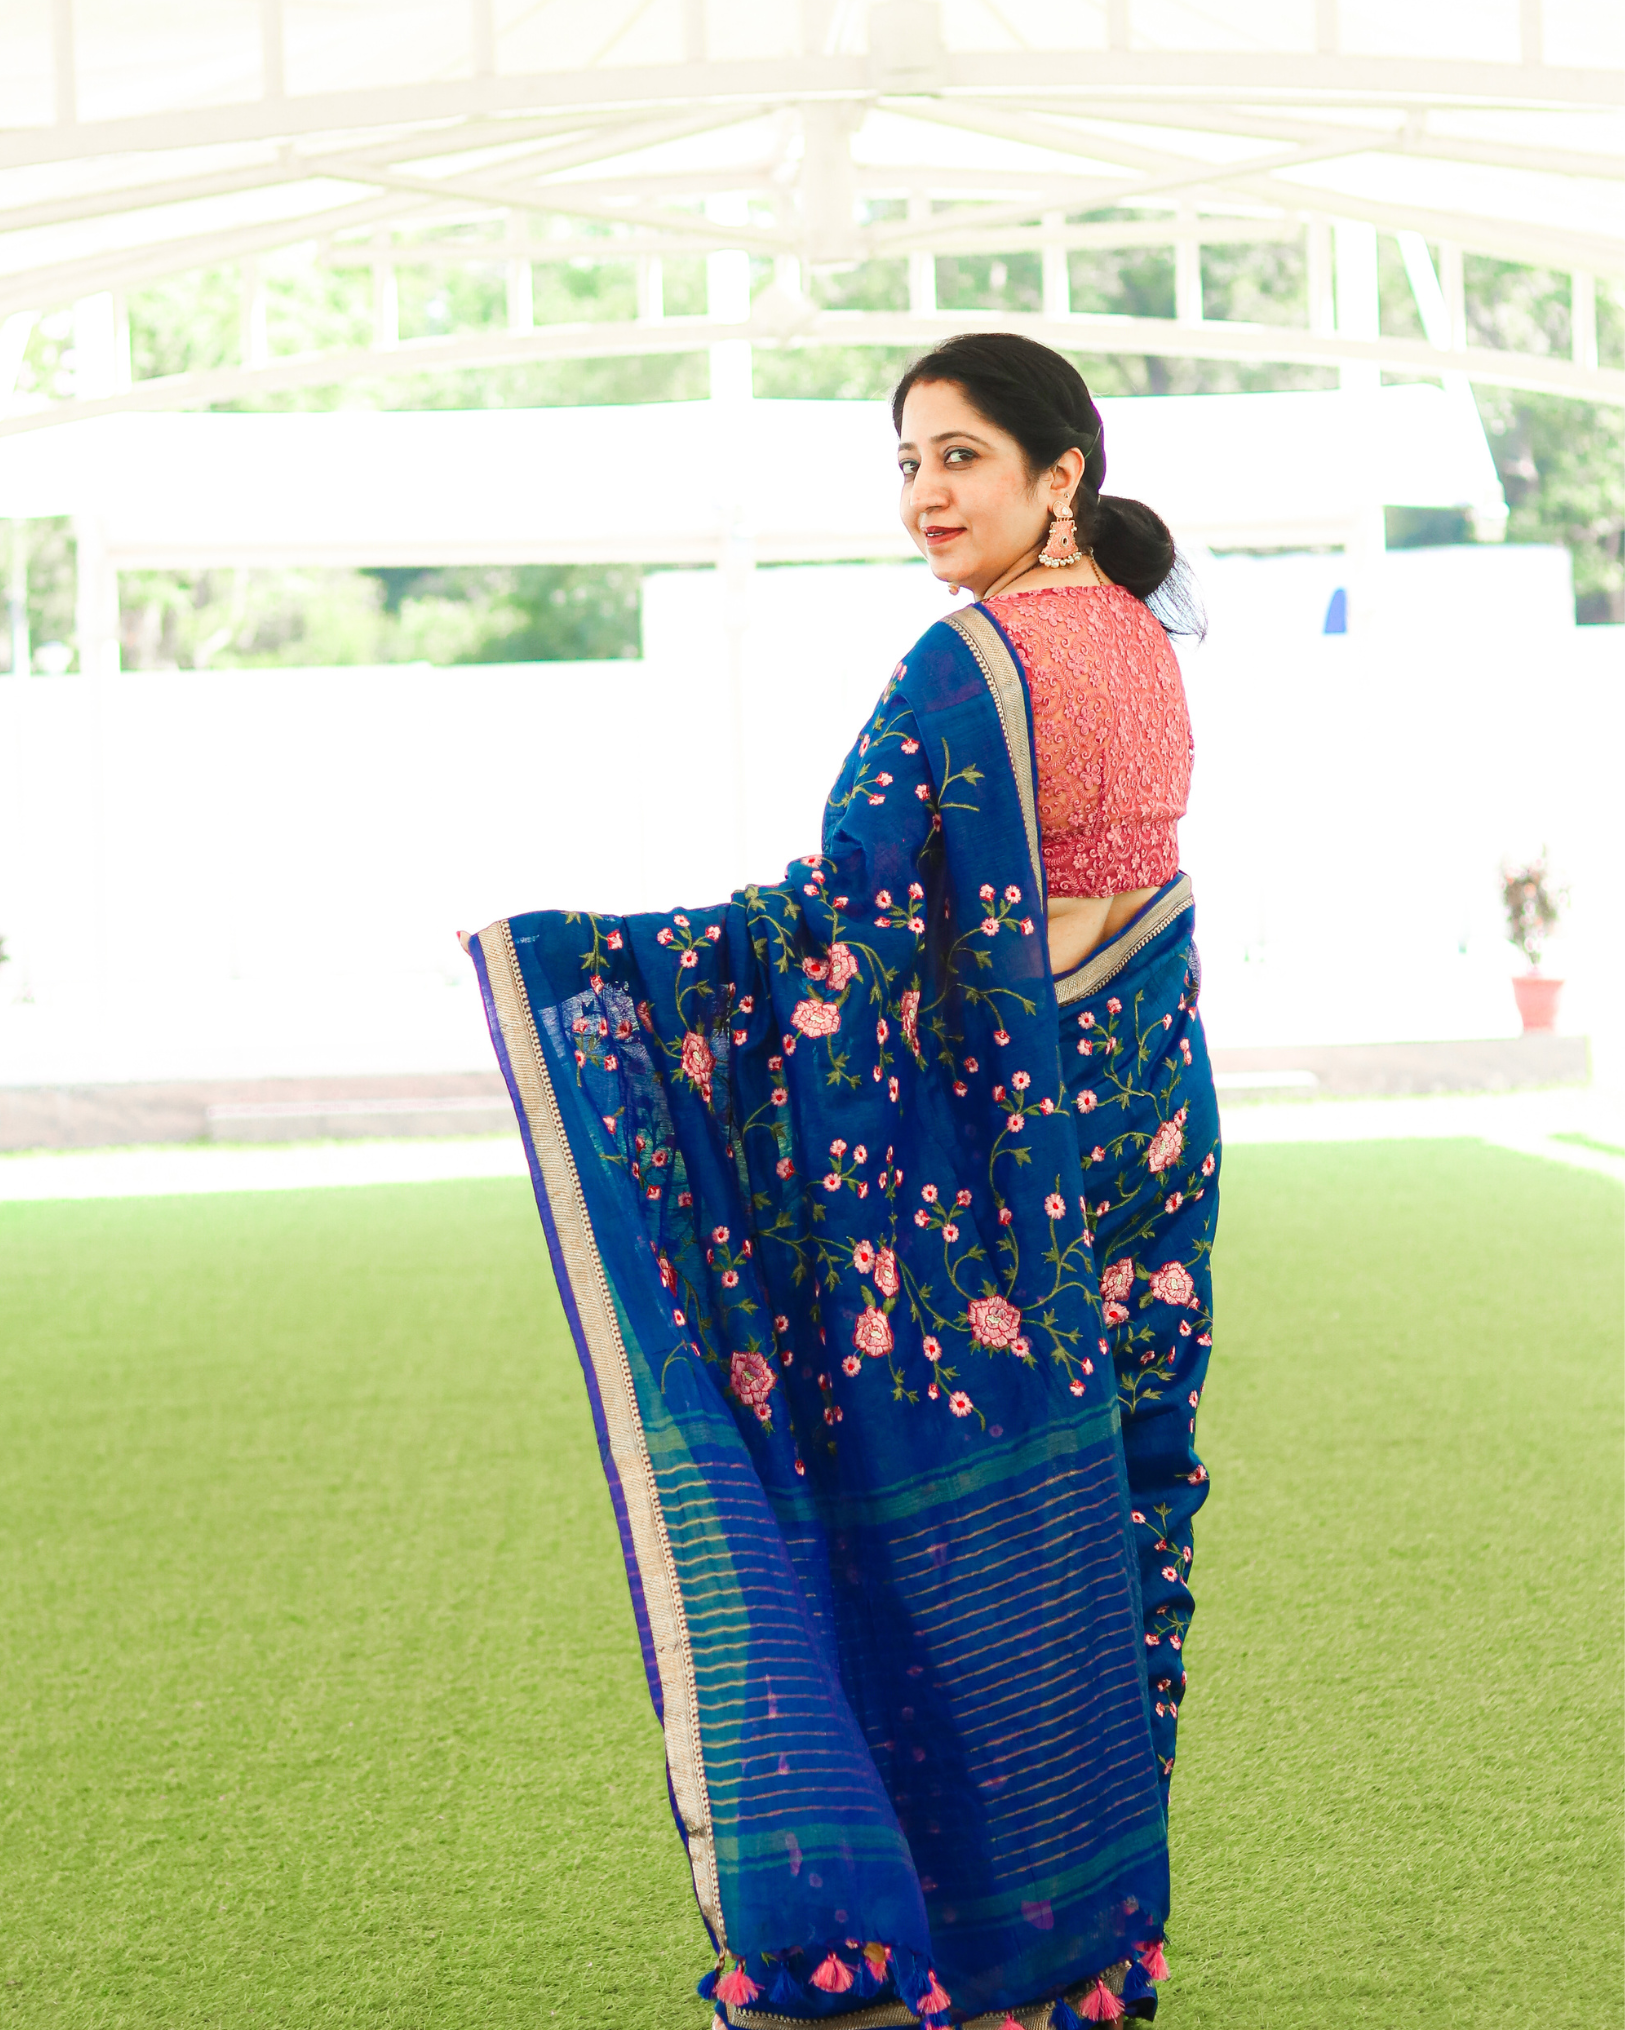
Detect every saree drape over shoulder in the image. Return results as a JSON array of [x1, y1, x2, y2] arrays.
[[468, 605, 1217, 2029]]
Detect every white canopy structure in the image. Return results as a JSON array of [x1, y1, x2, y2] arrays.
[[1, 0, 1619, 431]]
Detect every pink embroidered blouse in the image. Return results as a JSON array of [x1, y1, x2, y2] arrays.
[[984, 583, 1192, 898]]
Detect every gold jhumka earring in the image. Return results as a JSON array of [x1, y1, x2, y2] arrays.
[[1039, 499, 1082, 567]]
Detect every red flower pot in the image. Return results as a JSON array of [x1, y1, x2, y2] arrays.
[[1512, 974, 1563, 1032]]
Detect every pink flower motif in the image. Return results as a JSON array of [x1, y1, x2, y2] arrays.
[[673, 1308, 685, 1325], [955, 1188, 972, 1208], [674, 914, 689, 927], [1020, 917, 1035, 935], [981, 917, 999, 937], [967, 1292, 1022, 1350], [712, 1225, 730, 1244], [1079, 1011, 1095, 1030], [1100, 1257, 1135, 1304], [993, 1028, 1010, 1046], [1012, 1070, 1030, 1090], [900, 989, 921, 1055], [831, 1138, 847, 1157], [1104, 1301, 1130, 1325], [888, 1076, 900, 1101], [876, 771, 893, 786], [915, 782, 931, 800], [1090, 1146, 1104, 1163], [852, 1239, 876, 1274], [722, 1269, 739, 1288], [998, 1206, 1013, 1226], [768, 1054, 782, 1071], [853, 1143, 868, 1165], [979, 884, 995, 901], [606, 929, 623, 950], [1147, 1117, 1184, 1173], [874, 1247, 900, 1297], [771, 1087, 788, 1107], [1163, 1013, 1173, 1029], [908, 915, 925, 933], [902, 738, 920, 754], [733, 1029, 747, 1046], [1044, 1193, 1065, 1219], [914, 1209, 930, 1227], [656, 927, 673, 946], [1202, 1153, 1216, 1177], [927, 1382, 940, 1399], [922, 1336, 942, 1361], [776, 1156, 795, 1178], [1077, 1090, 1097, 1113], [953, 1080, 968, 1097], [875, 890, 893, 909], [792, 999, 841, 1039], [949, 1391, 974, 1417], [1070, 1378, 1085, 1395], [823, 1172, 841, 1192], [1006, 1114, 1023, 1134], [680, 1030, 715, 1099], [731, 1347, 776, 1408], [705, 924, 721, 942], [802, 954, 830, 981], [842, 1355, 862, 1377], [1107, 997, 1121, 1014], [774, 1314, 790, 1333], [1004, 885, 1020, 903], [657, 1254, 676, 1292], [1077, 1040, 1092, 1057], [942, 1222, 959, 1242], [964, 1057, 978, 1075], [853, 1307, 893, 1358], [828, 943, 859, 990], [1165, 1191, 1183, 1213], [1148, 1260, 1198, 1308], [922, 1183, 938, 1203], [679, 949, 698, 969]]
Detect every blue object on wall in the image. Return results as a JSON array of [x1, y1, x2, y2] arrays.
[[1323, 586, 1348, 634]]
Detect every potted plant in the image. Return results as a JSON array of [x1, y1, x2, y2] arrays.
[[1500, 855, 1564, 1032]]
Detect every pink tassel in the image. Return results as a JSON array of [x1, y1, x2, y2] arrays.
[[862, 1942, 890, 1976], [1137, 1941, 1170, 1982], [917, 1970, 952, 2013], [1080, 1980, 1125, 2022], [810, 1953, 855, 1994], [1000, 2015, 1024, 2029], [715, 1964, 761, 2006]]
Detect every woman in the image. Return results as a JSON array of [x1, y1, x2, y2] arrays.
[[466, 332, 1216, 2030]]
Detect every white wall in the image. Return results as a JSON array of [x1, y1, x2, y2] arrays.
[[0, 552, 1618, 1089]]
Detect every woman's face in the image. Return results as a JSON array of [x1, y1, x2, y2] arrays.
[[897, 379, 1052, 595]]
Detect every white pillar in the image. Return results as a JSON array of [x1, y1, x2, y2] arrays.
[[241, 258, 269, 367], [1307, 223, 1335, 336], [908, 193, 936, 315], [706, 192, 754, 869], [706, 194, 752, 404], [1438, 241, 1466, 352], [371, 235, 398, 349], [1334, 219, 1381, 394], [1571, 271, 1597, 371], [506, 217, 533, 332], [73, 514, 119, 676], [1174, 211, 1202, 326], [1041, 210, 1069, 321], [636, 255, 664, 322], [7, 520, 29, 678]]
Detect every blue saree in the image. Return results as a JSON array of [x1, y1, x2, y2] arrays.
[[468, 605, 1218, 2029]]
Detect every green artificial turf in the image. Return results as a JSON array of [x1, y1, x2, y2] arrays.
[[0, 1144, 1619, 2028]]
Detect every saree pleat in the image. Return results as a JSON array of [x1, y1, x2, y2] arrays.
[[470, 606, 1218, 2023]]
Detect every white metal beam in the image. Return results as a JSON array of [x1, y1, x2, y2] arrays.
[[0, 308, 1615, 446]]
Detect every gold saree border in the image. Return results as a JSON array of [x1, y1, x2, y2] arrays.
[[944, 606, 1043, 899], [1053, 873, 1194, 1009], [725, 1958, 1131, 2028], [476, 917, 724, 1946]]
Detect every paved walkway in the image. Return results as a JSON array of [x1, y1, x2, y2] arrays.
[[1, 1089, 1619, 1202]]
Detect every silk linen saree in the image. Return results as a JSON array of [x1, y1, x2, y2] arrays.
[[468, 605, 1217, 2028]]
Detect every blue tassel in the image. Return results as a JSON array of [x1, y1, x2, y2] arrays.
[[854, 1954, 881, 1998], [1122, 1963, 1155, 2003], [893, 1949, 930, 2012], [1051, 1999, 1084, 2030], [696, 1969, 718, 2000], [768, 1962, 803, 2008]]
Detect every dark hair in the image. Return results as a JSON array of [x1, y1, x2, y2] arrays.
[[891, 331, 1204, 637]]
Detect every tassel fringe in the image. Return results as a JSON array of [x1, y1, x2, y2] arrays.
[[1051, 2000, 1084, 2030], [1137, 1941, 1170, 1982], [715, 1963, 761, 2006], [1080, 1979, 1125, 2022], [810, 1952, 855, 1994]]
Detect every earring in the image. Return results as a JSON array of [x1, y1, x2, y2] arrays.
[[1039, 501, 1081, 568]]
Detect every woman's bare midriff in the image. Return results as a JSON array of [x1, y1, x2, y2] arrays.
[[1046, 888, 1158, 979]]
